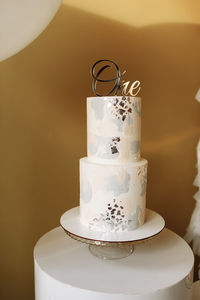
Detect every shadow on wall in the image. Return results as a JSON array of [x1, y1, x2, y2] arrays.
[[0, 3, 200, 300]]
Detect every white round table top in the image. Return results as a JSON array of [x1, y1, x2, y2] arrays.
[[34, 227, 194, 295]]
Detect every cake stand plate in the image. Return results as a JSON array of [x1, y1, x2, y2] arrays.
[[60, 207, 165, 246]]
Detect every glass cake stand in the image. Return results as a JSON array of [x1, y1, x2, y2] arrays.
[[60, 207, 165, 260]]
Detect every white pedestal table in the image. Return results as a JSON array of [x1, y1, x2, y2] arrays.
[[34, 227, 194, 300]]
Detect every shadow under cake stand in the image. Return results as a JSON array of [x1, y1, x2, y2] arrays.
[[60, 207, 165, 259]]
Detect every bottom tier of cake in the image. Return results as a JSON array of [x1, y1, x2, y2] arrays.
[[80, 157, 147, 232]]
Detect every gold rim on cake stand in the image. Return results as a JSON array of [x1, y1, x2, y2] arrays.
[[61, 226, 163, 247], [60, 207, 165, 259]]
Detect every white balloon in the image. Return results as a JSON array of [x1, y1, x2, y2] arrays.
[[0, 0, 62, 62]]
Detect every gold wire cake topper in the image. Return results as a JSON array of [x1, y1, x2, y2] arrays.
[[91, 59, 141, 97]]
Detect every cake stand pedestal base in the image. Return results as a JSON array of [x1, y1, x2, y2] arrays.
[[89, 244, 134, 259]]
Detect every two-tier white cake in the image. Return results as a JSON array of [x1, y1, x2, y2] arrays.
[[80, 96, 148, 232], [34, 61, 195, 300]]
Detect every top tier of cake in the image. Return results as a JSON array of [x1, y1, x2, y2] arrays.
[[87, 96, 141, 164]]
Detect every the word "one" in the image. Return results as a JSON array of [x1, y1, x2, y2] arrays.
[[91, 59, 141, 97]]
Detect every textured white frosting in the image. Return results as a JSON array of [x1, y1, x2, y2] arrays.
[[80, 96, 147, 232], [80, 157, 147, 232], [87, 96, 141, 164]]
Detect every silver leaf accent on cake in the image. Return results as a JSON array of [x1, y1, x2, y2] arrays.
[[111, 96, 133, 122], [109, 137, 120, 155], [89, 136, 120, 159], [89, 199, 142, 232]]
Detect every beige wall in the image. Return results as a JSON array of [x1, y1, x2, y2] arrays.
[[0, 1, 200, 299]]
